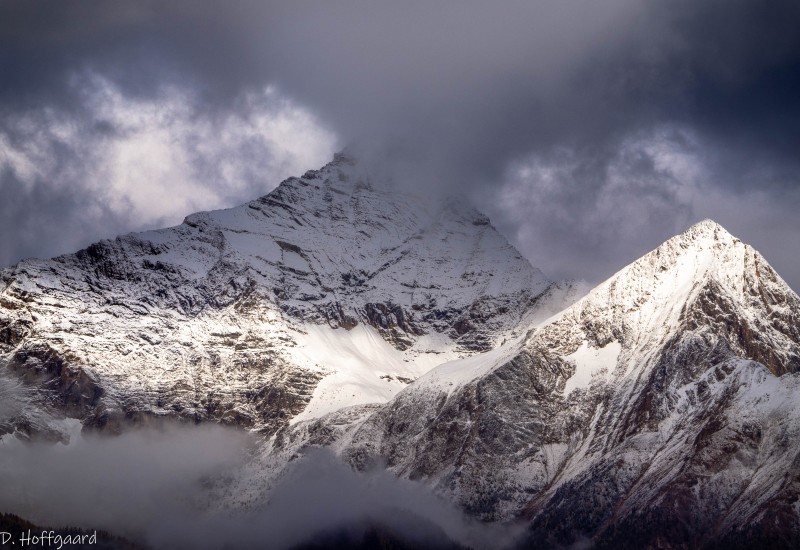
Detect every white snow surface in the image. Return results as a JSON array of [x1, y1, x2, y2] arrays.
[[563, 340, 622, 394], [288, 323, 461, 422]]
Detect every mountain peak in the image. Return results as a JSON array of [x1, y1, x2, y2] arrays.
[[688, 217, 724, 234], [0, 153, 555, 435], [680, 218, 735, 243], [689, 217, 722, 231], [531, 214, 799, 364], [638, 218, 745, 286]]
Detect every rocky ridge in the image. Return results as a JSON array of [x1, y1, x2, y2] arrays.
[[0, 154, 568, 439]]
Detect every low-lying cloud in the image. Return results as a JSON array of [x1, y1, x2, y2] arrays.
[[0, 423, 252, 545], [0, 426, 516, 550]]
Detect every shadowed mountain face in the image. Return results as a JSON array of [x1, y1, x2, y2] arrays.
[[2, 154, 800, 548]]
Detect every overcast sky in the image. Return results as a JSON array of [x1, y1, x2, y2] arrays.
[[1, 0, 799, 289]]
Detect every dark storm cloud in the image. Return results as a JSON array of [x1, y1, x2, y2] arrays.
[[1, 0, 799, 287], [0, 169, 126, 271]]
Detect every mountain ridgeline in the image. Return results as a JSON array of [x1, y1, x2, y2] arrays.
[[1, 154, 799, 548]]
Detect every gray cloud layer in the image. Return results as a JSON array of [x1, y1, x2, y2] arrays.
[[0, 426, 507, 549], [1, 0, 799, 287]]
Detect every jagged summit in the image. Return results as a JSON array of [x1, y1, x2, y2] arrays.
[[685, 217, 728, 236], [537, 217, 800, 375], [566, 217, 788, 317]]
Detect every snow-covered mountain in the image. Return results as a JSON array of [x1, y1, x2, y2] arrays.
[[241, 219, 800, 547], [0, 153, 572, 440], [2, 153, 799, 548]]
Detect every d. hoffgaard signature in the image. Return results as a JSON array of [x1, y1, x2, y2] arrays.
[[1, 530, 97, 548]]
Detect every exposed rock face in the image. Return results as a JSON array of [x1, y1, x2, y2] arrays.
[[0, 153, 562, 437], [254, 220, 800, 547]]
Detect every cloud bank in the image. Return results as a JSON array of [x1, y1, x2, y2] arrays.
[[0, 427, 510, 549], [0, 74, 336, 267], [1, 0, 798, 287]]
